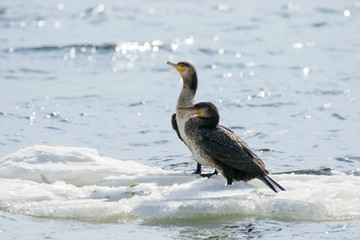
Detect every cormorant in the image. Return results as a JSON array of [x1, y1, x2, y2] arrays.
[[167, 61, 206, 174], [177, 102, 286, 193]]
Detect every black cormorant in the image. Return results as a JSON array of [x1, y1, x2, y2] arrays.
[[167, 61, 204, 174], [178, 102, 286, 193]]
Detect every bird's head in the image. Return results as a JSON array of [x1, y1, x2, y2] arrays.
[[177, 102, 219, 121], [167, 61, 197, 91]]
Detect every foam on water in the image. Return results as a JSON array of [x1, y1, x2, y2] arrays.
[[0, 145, 359, 222]]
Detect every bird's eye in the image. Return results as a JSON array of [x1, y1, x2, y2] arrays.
[[180, 64, 184, 67]]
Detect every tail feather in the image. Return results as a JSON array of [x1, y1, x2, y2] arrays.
[[259, 175, 287, 193], [266, 175, 287, 191]]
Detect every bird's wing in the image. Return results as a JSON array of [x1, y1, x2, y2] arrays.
[[199, 125, 267, 174], [171, 113, 185, 143]]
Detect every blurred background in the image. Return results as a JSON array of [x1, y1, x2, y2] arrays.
[[1, 0, 359, 174], [0, 1, 359, 238]]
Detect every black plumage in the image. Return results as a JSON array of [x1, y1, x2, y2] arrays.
[[179, 102, 286, 193], [171, 113, 184, 142]]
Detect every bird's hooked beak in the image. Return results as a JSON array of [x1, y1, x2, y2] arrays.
[[167, 61, 185, 72], [177, 106, 202, 115]]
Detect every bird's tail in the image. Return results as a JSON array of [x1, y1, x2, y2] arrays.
[[259, 175, 287, 193]]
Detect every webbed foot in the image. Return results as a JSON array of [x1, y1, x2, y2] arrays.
[[200, 170, 218, 178]]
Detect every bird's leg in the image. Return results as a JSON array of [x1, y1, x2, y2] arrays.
[[200, 169, 218, 178], [226, 177, 233, 185], [193, 163, 202, 174]]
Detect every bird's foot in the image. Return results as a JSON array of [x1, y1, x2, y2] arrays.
[[200, 170, 218, 179], [200, 173, 214, 178], [226, 177, 233, 185]]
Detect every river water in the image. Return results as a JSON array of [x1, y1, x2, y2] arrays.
[[1, 0, 359, 239]]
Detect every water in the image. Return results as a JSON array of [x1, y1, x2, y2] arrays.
[[0, 0, 359, 239]]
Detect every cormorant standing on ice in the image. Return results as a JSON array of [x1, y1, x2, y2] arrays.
[[167, 61, 205, 174], [178, 102, 286, 193]]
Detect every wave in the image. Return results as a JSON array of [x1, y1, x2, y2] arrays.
[[0, 145, 359, 223], [3, 40, 171, 55]]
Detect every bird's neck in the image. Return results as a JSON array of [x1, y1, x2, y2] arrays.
[[177, 74, 198, 108], [177, 87, 195, 107]]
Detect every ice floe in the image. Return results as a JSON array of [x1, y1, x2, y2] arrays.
[[0, 145, 359, 222]]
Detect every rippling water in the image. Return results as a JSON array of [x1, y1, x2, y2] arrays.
[[1, 0, 359, 239]]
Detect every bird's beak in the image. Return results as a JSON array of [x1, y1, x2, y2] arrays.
[[167, 61, 185, 72], [177, 106, 202, 115]]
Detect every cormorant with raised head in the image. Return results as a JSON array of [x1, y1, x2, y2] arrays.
[[178, 102, 286, 193], [167, 61, 207, 175]]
